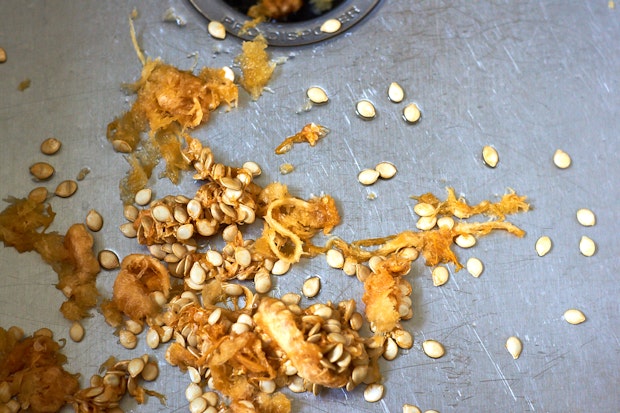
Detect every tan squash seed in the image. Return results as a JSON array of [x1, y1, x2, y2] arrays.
[[535, 235, 552, 256], [320, 18, 342, 33], [119, 330, 137, 349], [76, 167, 91, 181], [29, 162, 55, 180], [432, 266, 449, 286], [134, 188, 152, 205], [387, 82, 405, 103], [128, 357, 145, 378], [403, 405, 422, 413], [307, 86, 329, 104], [403, 103, 421, 123], [302, 276, 321, 298], [69, 321, 85, 342], [356, 100, 376, 119], [85, 209, 103, 232], [40, 137, 62, 155], [363, 383, 384, 402], [579, 235, 596, 256], [141, 361, 159, 381], [466, 257, 484, 278], [0, 47, 6, 63], [119, 222, 137, 238], [505, 336, 522, 359], [28, 186, 48, 203], [563, 308, 586, 325], [422, 339, 445, 359], [98, 250, 120, 270], [55, 180, 78, 198], [482, 145, 499, 168], [375, 161, 397, 179], [358, 168, 380, 185], [576, 208, 596, 226], [208, 20, 226, 39], [271, 259, 291, 275], [553, 149, 571, 169]]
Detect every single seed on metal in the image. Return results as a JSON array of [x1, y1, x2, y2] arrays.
[[55, 180, 78, 198], [576, 208, 596, 227], [208, 20, 226, 39], [320, 18, 342, 33], [41, 137, 62, 155], [271, 259, 291, 275], [393, 329, 413, 349], [482, 145, 499, 168], [455, 234, 476, 248], [403, 404, 422, 413], [85, 209, 103, 232], [375, 162, 397, 179], [134, 188, 152, 205], [553, 149, 571, 169], [437, 216, 455, 230], [69, 321, 85, 342], [128, 357, 145, 378], [505, 336, 522, 359], [422, 339, 445, 358], [432, 266, 449, 286], [307, 86, 329, 104], [28, 187, 48, 203], [388, 82, 405, 103], [579, 236, 596, 256], [0, 47, 6, 63], [358, 168, 380, 185], [119, 330, 137, 349], [535, 236, 552, 257], [364, 383, 385, 403], [356, 100, 376, 119], [414, 202, 435, 217], [222, 66, 235, 82], [564, 308, 586, 324], [302, 276, 321, 298], [326, 249, 345, 269], [98, 250, 120, 270], [466, 257, 484, 278], [29, 162, 55, 180], [403, 103, 421, 123]]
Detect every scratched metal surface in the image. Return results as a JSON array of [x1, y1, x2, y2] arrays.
[[1, 1, 619, 412]]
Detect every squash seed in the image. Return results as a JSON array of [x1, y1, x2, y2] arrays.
[[505, 336, 522, 359], [358, 168, 380, 185], [242, 161, 261, 176], [455, 234, 476, 248], [307, 86, 329, 104], [403, 405, 422, 413], [553, 149, 571, 169], [0, 47, 6, 63], [271, 259, 291, 275], [119, 330, 137, 349], [69, 321, 85, 342], [302, 276, 321, 298], [208, 20, 226, 39], [356, 100, 376, 120], [128, 357, 145, 378], [432, 266, 449, 286], [414, 202, 435, 217], [29, 162, 55, 180], [466, 257, 484, 278], [437, 216, 455, 230], [579, 235, 596, 256], [40, 137, 62, 155], [416, 216, 437, 231], [535, 235, 552, 256], [375, 161, 397, 179], [98, 250, 120, 270], [146, 328, 160, 349], [55, 180, 78, 198], [28, 186, 48, 203], [85, 209, 103, 232], [222, 66, 235, 82], [141, 361, 159, 381], [576, 208, 596, 226], [482, 145, 499, 168], [279, 163, 295, 174], [364, 383, 384, 402], [119, 222, 137, 238], [422, 339, 445, 358], [326, 249, 345, 269], [387, 82, 405, 103], [564, 308, 586, 324], [402, 103, 421, 123], [134, 188, 152, 205], [320, 18, 341, 33]]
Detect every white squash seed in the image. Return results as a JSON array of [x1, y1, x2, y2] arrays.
[[242, 161, 262, 176], [416, 216, 437, 231], [85, 209, 103, 231], [222, 66, 234, 82], [98, 250, 120, 270], [141, 361, 159, 381], [403, 103, 421, 123], [128, 357, 145, 378], [375, 161, 397, 179], [432, 266, 449, 286], [320, 18, 341, 33], [271, 259, 291, 275], [326, 249, 345, 269], [414, 202, 435, 217], [579, 236, 596, 256], [358, 168, 380, 185], [69, 321, 85, 342], [387, 82, 405, 103], [134, 188, 152, 205], [302, 276, 321, 298], [576, 208, 596, 227], [422, 339, 445, 358], [437, 216, 455, 230], [363, 383, 384, 402], [482, 145, 499, 168], [403, 404, 422, 413], [356, 100, 376, 119], [119, 330, 137, 349], [455, 234, 476, 248], [535, 235, 552, 256], [208, 20, 226, 39], [553, 149, 571, 169], [505, 336, 522, 359], [146, 328, 160, 349], [466, 257, 484, 278], [185, 382, 203, 402], [306, 86, 329, 104], [563, 308, 586, 324]]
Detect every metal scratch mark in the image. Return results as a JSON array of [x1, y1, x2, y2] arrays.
[[503, 45, 521, 74], [470, 327, 517, 401], [342, 136, 361, 170], [465, 41, 485, 70]]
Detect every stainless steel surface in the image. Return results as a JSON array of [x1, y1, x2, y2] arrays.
[[1, 1, 619, 412]]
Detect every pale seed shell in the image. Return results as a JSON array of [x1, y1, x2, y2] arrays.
[[403, 103, 421, 123], [146, 328, 160, 349], [279, 163, 295, 174], [119, 222, 137, 238], [505, 336, 522, 359], [186, 383, 203, 402], [375, 161, 397, 179], [576, 208, 596, 226], [482, 145, 499, 168], [307, 86, 329, 104], [208, 20, 226, 39], [579, 236, 596, 256], [302, 276, 321, 298], [422, 339, 445, 358], [432, 266, 449, 286], [85, 209, 104, 232], [98, 250, 120, 270], [124, 204, 139, 221], [271, 259, 291, 275], [455, 234, 476, 248], [141, 361, 159, 381], [356, 100, 376, 119], [553, 149, 571, 169], [437, 216, 455, 230], [222, 66, 234, 82], [320, 18, 341, 33], [535, 235, 552, 257], [55, 180, 78, 198], [564, 308, 586, 324], [119, 330, 137, 349], [242, 161, 261, 176], [40, 137, 62, 155], [326, 249, 345, 269], [128, 357, 145, 378], [414, 202, 436, 217], [363, 383, 384, 402], [69, 321, 85, 342], [403, 404, 422, 413], [466, 257, 484, 278], [388, 82, 405, 103], [29, 162, 55, 180], [416, 216, 437, 231], [358, 168, 380, 185], [134, 188, 152, 205]]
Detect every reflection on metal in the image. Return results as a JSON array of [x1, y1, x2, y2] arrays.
[[189, 0, 380, 46]]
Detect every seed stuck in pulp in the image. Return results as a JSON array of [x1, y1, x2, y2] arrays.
[[422, 339, 445, 359], [356, 100, 376, 120], [29, 162, 55, 180], [208, 21, 226, 39], [535, 236, 552, 257], [320, 18, 341, 33], [403, 103, 421, 123], [553, 149, 571, 169], [466, 257, 484, 278], [306, 86, 329, 104], [455, 234, 476, 248], [576, 208, 596, 227], [579, 236, 596, 256], [40, 137, 62, 155], [387, 82, 405, 103], [563, 309, 586, 325], [482, 145, 499, 168], [358, 169, 380, 186], [505, 336, 522, 359]]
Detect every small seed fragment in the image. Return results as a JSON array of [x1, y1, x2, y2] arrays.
[[579, 236, 596, 257], [422, 339, 445, 359], [302, 276, 321, 298], [375, 162, 397, 179], [403, 103, 421, 123], [358, 168, 380, 185], [466, 257, 484, 278], [69, 321, 85, 342], [98, 250, 120, 270], [320, 18, 341, 33], [403, 405, 422, 413], [76, 167, 91, 181], [535, 235, 552, 257], [576, 208, 596, 227], [85, 209, 104, 231], [455, 234, 476, 248], [363, 383, 384, 402], [482, 145, 499, 168], [134, 188, 152, 205], [307, 86, 329, 104], [564, 308, 586, 324], [40, 137, 62, 155], [28, 186, 48, 203], [505, 336, 522, 359], [55, 180, 78, 198], [356, 100, 376, 119], [432, 266, 449, 286], [279, 163, 295, 175], [208, 20, 226, 39], [242, 161, 261, 176], [553, 149, 571, 169], [387, 82, 405, 103], [29, 162, 55, 180]]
